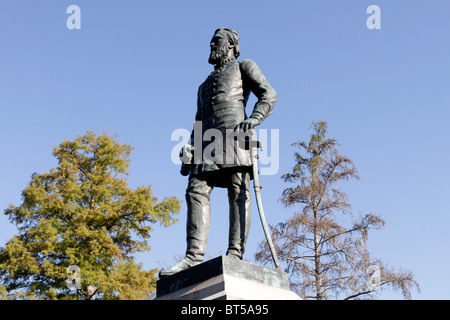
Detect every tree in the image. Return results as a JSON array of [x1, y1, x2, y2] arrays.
[[0, 130, 181, 299], [255, 121, 420, 300]]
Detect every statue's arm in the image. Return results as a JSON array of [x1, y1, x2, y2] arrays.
[[240, 59, 277, 126], [179, 86, 202, 176], [189, 85, 203, 146]]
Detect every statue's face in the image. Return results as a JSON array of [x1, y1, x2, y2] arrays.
[[208, 31, 231, 65]]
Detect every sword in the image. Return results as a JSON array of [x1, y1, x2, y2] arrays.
[[249, 134, 281, 270]]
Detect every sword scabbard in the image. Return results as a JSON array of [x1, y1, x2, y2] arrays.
[[251, 142, 281, 270]]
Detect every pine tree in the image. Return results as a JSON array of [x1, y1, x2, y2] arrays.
[[256, 121, 420, 299], [0, 130, 181, 299]]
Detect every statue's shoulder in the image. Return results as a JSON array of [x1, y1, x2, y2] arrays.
[[238, 59, 257, 68], [238, 59, 261, 74]]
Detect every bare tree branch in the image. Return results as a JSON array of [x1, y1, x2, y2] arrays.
[[255, 121, 419, 300]]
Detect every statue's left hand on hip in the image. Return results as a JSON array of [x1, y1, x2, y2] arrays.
[[236, 118, 259, 132]]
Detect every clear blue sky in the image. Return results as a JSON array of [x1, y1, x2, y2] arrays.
[[1, 0, 449, 299]]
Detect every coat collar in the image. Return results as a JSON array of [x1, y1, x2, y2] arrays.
[[214, 57, 236, 70]]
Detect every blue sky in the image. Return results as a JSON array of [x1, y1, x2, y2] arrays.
[[1, 0, 449, 299]]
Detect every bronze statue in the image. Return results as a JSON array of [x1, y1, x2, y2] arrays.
[[160, 28, 277, 277]]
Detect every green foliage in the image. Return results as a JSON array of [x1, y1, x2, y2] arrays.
[[0, 130, 181, 299]]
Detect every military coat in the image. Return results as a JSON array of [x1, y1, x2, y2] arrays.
[[190, 59, 277, 175]]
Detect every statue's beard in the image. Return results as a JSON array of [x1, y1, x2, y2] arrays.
[[208, 44, 230, 65]]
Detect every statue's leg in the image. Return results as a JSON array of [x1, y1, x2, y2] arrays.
[[185, 174, 213, 263], [226, 170, 251, 259], [159, 174, 213, 278]]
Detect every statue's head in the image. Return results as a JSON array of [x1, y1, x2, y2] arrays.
[[208, 28, 240, 65]]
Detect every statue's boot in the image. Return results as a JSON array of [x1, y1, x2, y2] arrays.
[[158, 257, 200, 278], [159, 176, 212, 278], [226, 170, 251, 260]]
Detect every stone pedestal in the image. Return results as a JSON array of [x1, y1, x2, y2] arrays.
[[155, 256, 300, 300]]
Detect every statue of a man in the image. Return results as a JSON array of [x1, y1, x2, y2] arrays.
[[160, 28, 277, 277]]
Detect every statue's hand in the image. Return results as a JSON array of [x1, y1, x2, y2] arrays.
[[236, 118, 259, 132], [180, 144, 194, 176], [179, 144, 194, 176], [179, 144, 194, 164]]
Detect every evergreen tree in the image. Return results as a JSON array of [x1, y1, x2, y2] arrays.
[[0, 130, 180, 299]]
